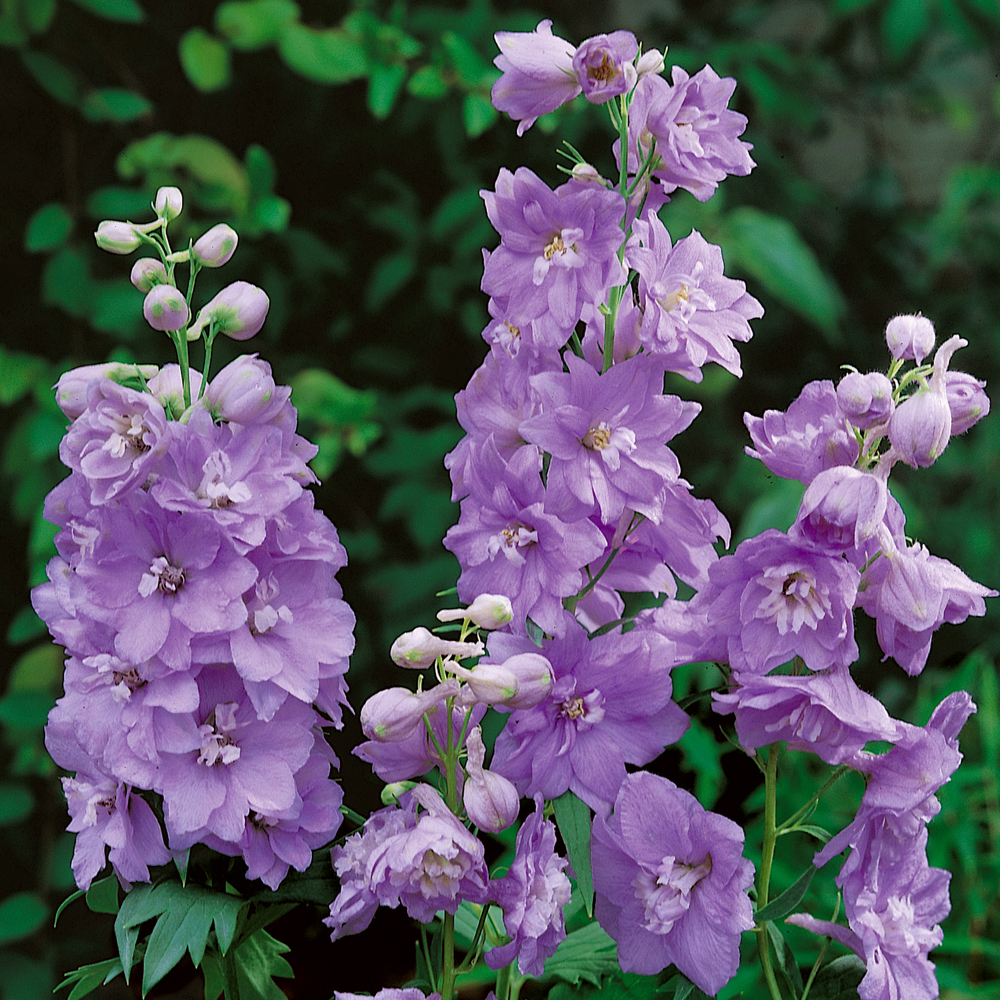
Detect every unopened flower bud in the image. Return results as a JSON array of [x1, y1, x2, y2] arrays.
[[130, 257, 167, 292], [143, 284, 190, 332], [448, 662, 519, 705], [885, 314, 935, 364], [888, 335, 966, 468], [94, 220, 142, 254], [192, 223, 238, 267], [380, 781, 418, 806], [390, 627, 484, 669], [203, 354, 288, 424], [437, 593, 513, 630], [637, 48, 666, 77], [153, 186, 183, 221], [191, 281, 269, 341], [495, 652, 554, 709], [570, 162, 603, 184], [463, 727, 520, 833], [836, 371, 894, 430], [146, 364, 204, 417], [360, 680, 461, 741], [945, 371, 990, 435], [54, 362, 159, 419]]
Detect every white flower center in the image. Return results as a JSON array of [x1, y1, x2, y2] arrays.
[[488, 523, 538, 566], [534, 227, 585, 284], [139, 555, 186, 597], [633, 854, 712, 934], [198, 451, 251, 509], [102, 410, 150, 459], [198, 702, 241, 766], [755, 564, 832, 635]]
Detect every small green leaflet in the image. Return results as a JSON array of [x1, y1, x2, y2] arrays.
[[754, 865, 816, 923]]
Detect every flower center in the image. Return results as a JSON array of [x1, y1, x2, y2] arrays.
[[588, 56, 617, 82], [103, 411, 151, 459], [198, 451, 251, 509], [582, 424, 612, 450], [559, 689, 605, 728], [755, 564, 832, 636], [633, 854, 712, 934], [487, 523, 538, 566], [544, 235, 567, 260], [138, 555, 186, 597], [198, 702, 241, 766], [659, 283, 689, 312]]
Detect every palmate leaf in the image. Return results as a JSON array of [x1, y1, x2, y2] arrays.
[[56, 955, 128, 1000], [543, 920, 619, 987], [114, 880, 245, 994]]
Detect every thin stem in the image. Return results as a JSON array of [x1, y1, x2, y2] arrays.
[[441, 912, 456, 1000], [755, 743, 784, 1000], [495, 963, 512, 1000], [777, 765, 850, 833], [200, 324, 219, 399], [222, 944, 242, 1000], [420, 923, 438, 993], [455, 904, 492, 974]]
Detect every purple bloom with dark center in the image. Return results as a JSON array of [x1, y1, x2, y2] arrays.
[[481, 167, 626, 332], [444, 443, 607, 636], [519, 352, 699, 524], [857, 538, 996, 676], [744, 380, 859, 484], [705, 529, 861, 674], [572, 32, 637, 104], [491, 20, 580, 135], [619, 66, 755, 203], [592, 771, 755, 995], [488, 615, 688, 813], [712, 665, 903, 765], [60, 379, 171, 504], [154, 665, 316, 847], [487, 795, 572, 977], [625, 216, 762, 379]]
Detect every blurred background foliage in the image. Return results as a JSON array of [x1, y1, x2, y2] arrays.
[[1, 0, 998, 996]]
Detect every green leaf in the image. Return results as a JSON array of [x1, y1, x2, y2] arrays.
[[804, 955, 866, 1000], [85, 186, 152, 221], [179, 28, 232, 92], [215, 0, 299, 50], [881, 0, 931, 61], [233, 928, 293, 999], [724, 207, 843, 338], [56, 955, 125, 1000], [833, 0, 878, 13], [441, 30, 492, 87], [65, 0, 144, 21], [0, 891, 47, 945], [81, 88, 153, 122], [0, 781, 34, 825], [41, 247, 91, 319], [766, 920, 803, 997], [0, 345, 50, 404], [552, 791, 594, 917], [0, 949, 51, 1000], [755, 866, 816, 923], [245, 143, 277, 194], [24, 202, 73, 253], [19, 50, 80, 105], [674, 976, 711, 999], [365, 250, 417, 311], [367, 60, 407, 119], [86, 876, 121, 915], [277, 23, 368, 84], [462, 92, 497, 138], [543, 920, 619, 986], [407, 64, 448, 99]]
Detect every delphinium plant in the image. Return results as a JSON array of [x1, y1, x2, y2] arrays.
[[34, 16, 995, 1000]]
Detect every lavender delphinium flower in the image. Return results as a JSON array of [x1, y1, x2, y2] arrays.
[[572, 31, 637, 104], [625, 215, 763, 380], [491, 20, 580, 135], [488, 614, 688, 813], [704, 528, 861, 674], [519, 352, 699, 523], [713, 665, 903, 765], [790, 466, 889, 553], [744, 380, 859, 484], [480, 167, 626, 332], [487, 795, 572, 977], [619, 65, 755, 204], [592, 771, 755, 995]]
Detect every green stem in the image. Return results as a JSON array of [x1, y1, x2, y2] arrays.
[[508, 974, 526, 1000], [441, 912, 456, 1000], [200, 325, 219, 399], [776, 765, 850, 833], [755, 743, 784, 1000], [170, 329, 192, 411], [495, 963, 512, 1000]]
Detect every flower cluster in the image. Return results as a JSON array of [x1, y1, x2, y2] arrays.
[[36, 194, 355, 891]]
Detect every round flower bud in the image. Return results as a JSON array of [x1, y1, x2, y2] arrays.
[[945, 371, 990, 435], [495, 652, 554, 710], [436, 593, 514, 630], [191, 281, 269, 341], [463, 727, 520, 833], [153, 186, 183, 221], [637, 48, 666, 78], [888, 334, 966, 468], [142, 284, 190, 332], [360, 681, 461, 742], [836, 371, 894, 430], [94, 220, 141, 254], [202, 354, 289, 425], [885, 313, 935, 364], [192, 223, 238, 267], [54, 362, 159, 419], [130, 257, 167, 292]]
